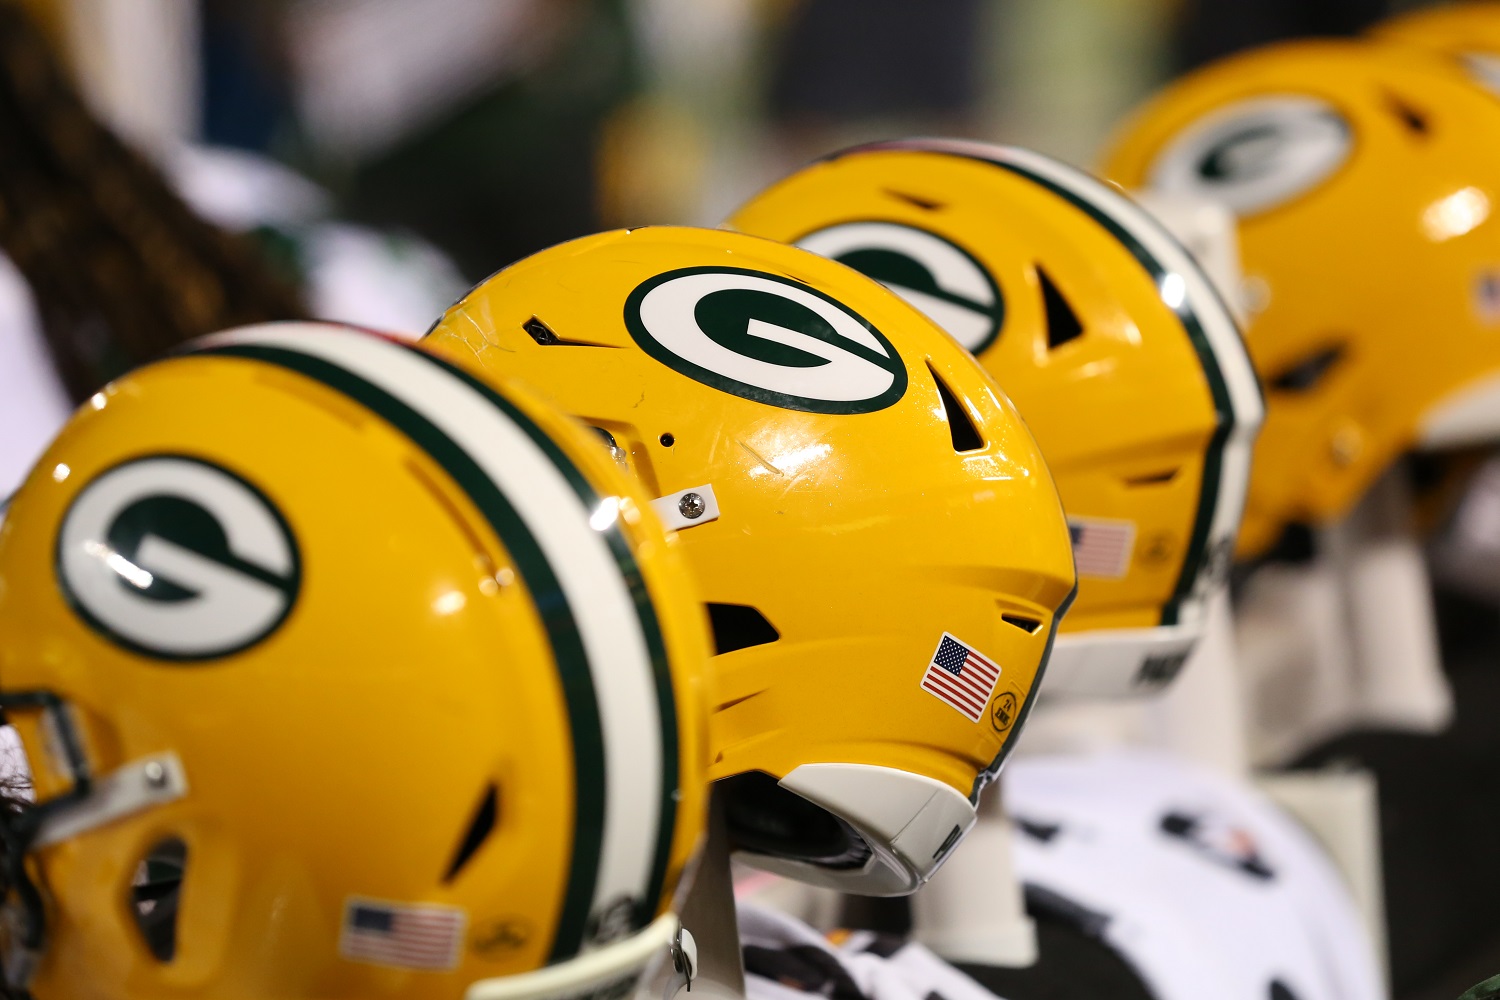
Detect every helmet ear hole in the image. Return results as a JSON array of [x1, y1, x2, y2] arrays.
[[706, 603, 780, 655], [131, 837, 186, 962], [1037, 267, 1084, 349], [1270, 342, 1347, 393], [718, 771, 871, 869], [1002, 613, 1042, 634], [444, 784, 500, 883]]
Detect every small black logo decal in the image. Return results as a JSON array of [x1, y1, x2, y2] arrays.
[[1135, 652, 1190, 689], [1160, 809, 1274, 881], [990, 689, 1020, 733], [586, 895, 641, 946]]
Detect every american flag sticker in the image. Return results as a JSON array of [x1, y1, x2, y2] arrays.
[[1475, 269, 1500, 325], [1068, 517, 1136, 579], [921, 633, 1003, 722], [339, 897, 466, 971]]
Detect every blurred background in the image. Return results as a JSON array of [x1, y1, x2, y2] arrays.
[[2, 3, 1496, 998], [17, 0, 1436, 285]]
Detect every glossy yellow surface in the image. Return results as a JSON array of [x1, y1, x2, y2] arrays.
[[0, 333, 710, 998], [1103, 40, 1500, 556], [426, 226, 1076, 803], [729, 147, 1229, 636], [1374, 3, 1500, 60]]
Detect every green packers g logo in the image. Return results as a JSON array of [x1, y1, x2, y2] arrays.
[[1147, 96, 1351, 217], [623, 266, 907, 414], [57, 455, 301, 661], [797, 222, 1004, 355]]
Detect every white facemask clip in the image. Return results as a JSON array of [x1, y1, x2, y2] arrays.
[[650, 485, 721, 531]]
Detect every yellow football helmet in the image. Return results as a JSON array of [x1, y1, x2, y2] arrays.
[[425, 226, 1077, 895], [1102, 39, 1500, 557], [1374, 2, 1500, 95], [0, 322, 711, 999], [729, 140, 1264, 699]]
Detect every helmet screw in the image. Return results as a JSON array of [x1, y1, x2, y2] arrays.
[[143, 760, 168, 789], [678, 493, 706, 520], [1330, 423, 1363, 467]]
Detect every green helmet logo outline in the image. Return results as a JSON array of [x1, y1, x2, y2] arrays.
[[796, 221, 1005, 355], [624, 266, 908, 414], [56, 454, 301, 661]]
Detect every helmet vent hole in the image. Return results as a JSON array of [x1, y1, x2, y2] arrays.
[[883, 189, 944, 212], [928, 366, 984, 453], [1124, 468, 1180, 487], [707, 603, 780, 655], [1270, 343, 1345, 393], [443, 784, 499, 883], [592, 426, 628, 464], [524, 316, 565, 345], [1382, 92, 1430, 136], [1037, 267, 1083, 349], [522, 316, 615, 348], [131, 837, 186, 962], [1002, 614, 1042, 634]]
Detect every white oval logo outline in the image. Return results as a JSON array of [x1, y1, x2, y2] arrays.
[[56, 455, 300, 660], [796, 221, 1005, 354], [1147, 96, 1352, 217], [1462, 52, 1500, 99], [623, 266, 908, 414]]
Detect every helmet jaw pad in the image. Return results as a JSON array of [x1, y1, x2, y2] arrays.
[[1418, 370, 1500, 450], [1043, 622, 1202, 699], [739, 763, 978, 896]]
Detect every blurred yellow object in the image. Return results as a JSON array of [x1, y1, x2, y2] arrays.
[[1374, 2, 1500, 95], [1102, 39, 1500, 557], [595, 96, 709, 228], [12, 0, 69, 64], [729, 140, 1263, 697], [0, 322, 710, 999], [426, 225, 1076, 895]]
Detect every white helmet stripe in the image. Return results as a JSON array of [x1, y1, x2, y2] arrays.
[[194, 323, 670, 957], [858, 139, 1264, 621]]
